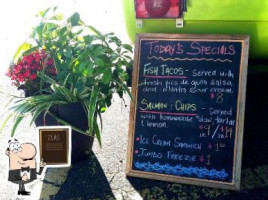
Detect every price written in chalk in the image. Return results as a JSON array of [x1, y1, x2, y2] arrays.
[[136, 40, 239, 178], [127, 34, 249, 190]]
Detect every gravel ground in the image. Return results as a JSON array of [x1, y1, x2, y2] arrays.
[[0, 76, 44, 199]]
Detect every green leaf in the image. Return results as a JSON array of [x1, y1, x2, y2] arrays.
[[68, 12, 80, 26], [59, 26, 68, 36], [39, 8, 50, 17], [73, 88, 78, 97], [93, 45, 105, 57], [88, 86, 98, 134], [13, 43, 31, 62], [123, 55, 133, 60], [11, 116, 24, 137], [83, 35, 94, 44], [39, 72, 57, 85], [77, 62, 87, 71], [93, 117, 101, 147], [101, 70, 112, 85], [56, 71, 69, 81], [43, 103, 52, 122], [78, 87, 91, 99], [122, 59, 132, 68], [29, 105, 47, 126], [122, 44, 133, 53], [85, 62, 94, 76], [32, 23, 44, 41], [97, 110, 103, 130], [109, 36, 122, 46], [74, 78, 85, 93], [95, 54, 110, 67], [64, 47, 72, 58], [63, 73, 71, 87], [114, 79, 133, 101], [87, 25, 102, 36], [100, 107, 106, 113], [75, 28, 83, 35], [0, 113, 14, 134], [116, 47, 121, 54], [11, 101, 36, 114], [48, 111, 88, 135], [94, 66, 106, 75], [22, 46, 39, 56], [51, 84, 77, 102], [94, 57, 105, 67]]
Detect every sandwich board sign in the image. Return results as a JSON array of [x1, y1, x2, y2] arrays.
[[126, 34, 249, 190]]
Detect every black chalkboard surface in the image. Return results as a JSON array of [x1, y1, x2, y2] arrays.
[[126, 34, 249, 190]]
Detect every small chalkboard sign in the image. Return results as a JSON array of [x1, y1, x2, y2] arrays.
[[38, 126, 71, 167], [126, 34, 249, 190]]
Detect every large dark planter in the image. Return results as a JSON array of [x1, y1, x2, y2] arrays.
[[34, 102, 94, 164]]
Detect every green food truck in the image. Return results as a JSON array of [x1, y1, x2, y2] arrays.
[[123, 0, 268, 70]]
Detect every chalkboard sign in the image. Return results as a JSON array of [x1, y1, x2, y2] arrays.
[[39, 126, 71, 167], [126, 34, 249, 190]]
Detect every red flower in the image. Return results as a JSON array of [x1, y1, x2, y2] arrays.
[[8, 49, 56, 93], [50, 68, 57, 76], [23, 70, 30, 78], [30, 74, 37, 80], [47, 59, 54, 66], [37, 65, 42, 71], [17, 74, 25, 82], [16, 64, 22, 71], [35, 54, 41, 63], [25, 56, 33, 65]]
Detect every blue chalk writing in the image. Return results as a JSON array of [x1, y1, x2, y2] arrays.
[[134, 161, 229, 180]]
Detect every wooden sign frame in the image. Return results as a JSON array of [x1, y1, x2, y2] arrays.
[[126, 34, 249, 190], [38, 126, 72, 168]]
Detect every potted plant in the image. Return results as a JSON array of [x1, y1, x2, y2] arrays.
[[3, 7, 133, 163]]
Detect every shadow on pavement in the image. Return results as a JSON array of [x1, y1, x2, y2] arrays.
[[127, 73, 268, 200], [41, 152, 115, 200]]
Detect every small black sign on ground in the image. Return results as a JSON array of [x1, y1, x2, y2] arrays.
[[126, 34, 249, 190], [39, 126, 71, 167]]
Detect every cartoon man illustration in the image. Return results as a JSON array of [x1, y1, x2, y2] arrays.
[[5, 139, 46, 195]]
